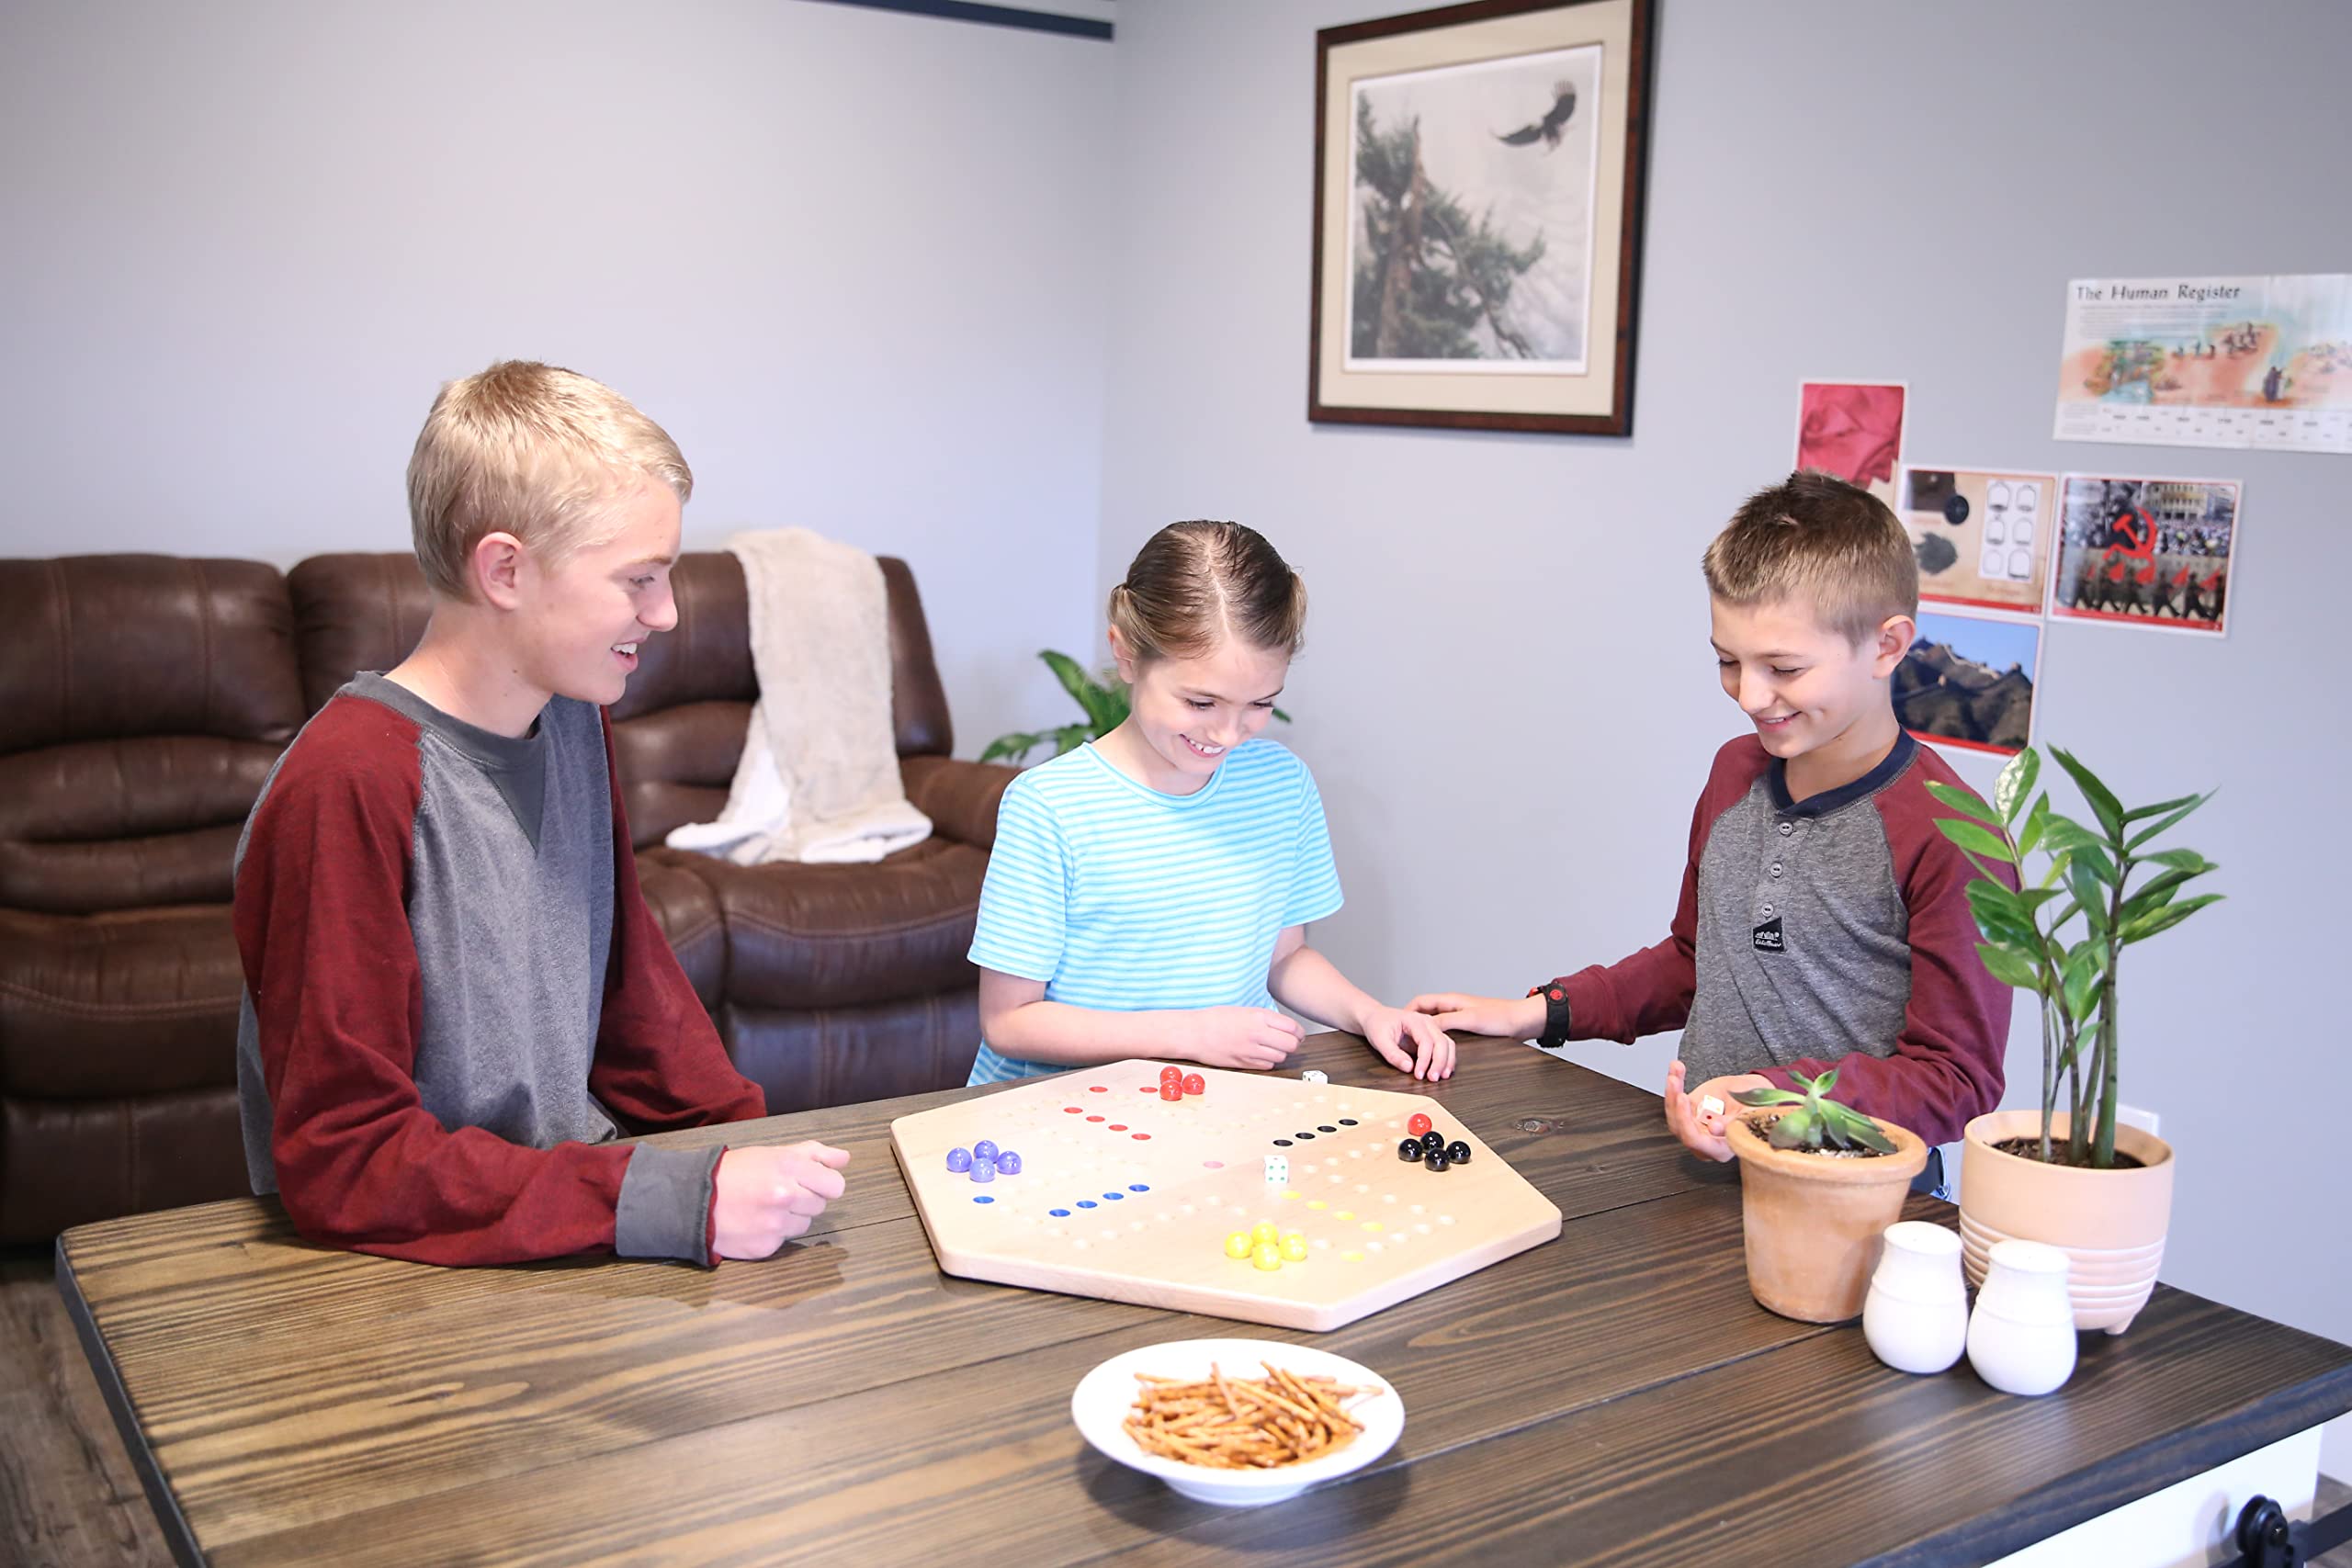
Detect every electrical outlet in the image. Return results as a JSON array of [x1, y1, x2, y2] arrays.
[[2116, 1103, 2159, 1138]]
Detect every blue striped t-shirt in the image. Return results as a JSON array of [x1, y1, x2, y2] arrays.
[[965, 738, 1343, 1085]]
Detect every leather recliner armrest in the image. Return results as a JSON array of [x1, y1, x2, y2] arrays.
[[899, 756, 1020, 851]]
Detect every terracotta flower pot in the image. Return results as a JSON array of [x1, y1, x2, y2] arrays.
[[1726, 1113, 1928, 1323], [1960, 1110, 2176, 1336]]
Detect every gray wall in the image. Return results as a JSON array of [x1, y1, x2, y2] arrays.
[[1095, 0, 2351, 1472], [0, 0, 1114, 750]]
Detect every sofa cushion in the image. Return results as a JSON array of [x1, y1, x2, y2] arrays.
[[720, 991, 980, 1114], [0, 1086, 248, 1244], [0, 557, 304, 916], [634, 846, 728, 1011], [287, 553, 435, 714], [0, 906, 241, 1098], [687, 837, 987, 1011], [0, 556, 304, 751]]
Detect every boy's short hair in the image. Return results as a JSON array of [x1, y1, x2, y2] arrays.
[[407, 361, 692, 601], [1702, 470, 1918, 644]]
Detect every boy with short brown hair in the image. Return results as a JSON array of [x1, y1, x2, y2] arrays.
[[1416, 471, 2011, 1170]]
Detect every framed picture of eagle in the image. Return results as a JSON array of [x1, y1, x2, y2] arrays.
[[1309, 0, 1657, 435]]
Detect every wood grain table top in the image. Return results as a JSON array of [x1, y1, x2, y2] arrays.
[[59, 1034, 2352, 1567]]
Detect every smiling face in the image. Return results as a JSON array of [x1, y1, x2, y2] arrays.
[[1710, 594, 1909, 776], [1107, 627, 1289, 795], [506, 479, 683, 707]]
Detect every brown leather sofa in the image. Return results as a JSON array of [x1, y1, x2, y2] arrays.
[[0, 551, 1016, 1243]]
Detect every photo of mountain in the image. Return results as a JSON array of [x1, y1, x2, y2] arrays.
[[1895, 610, 2041, 757]]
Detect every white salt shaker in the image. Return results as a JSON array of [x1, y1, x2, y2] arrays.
[[1967, 1238, 2078, 1396], [1863, 1221, 1969, 1375]]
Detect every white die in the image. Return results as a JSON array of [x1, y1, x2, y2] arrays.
[[1301, 1069, 1329, 1084], [1263, 1155, 1289, 1184]]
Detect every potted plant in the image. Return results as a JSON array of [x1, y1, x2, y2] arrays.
[[980, 650, 1289, 766], [1930, 746, 2221, 1335], [1726, 1068, 1928, 1323]]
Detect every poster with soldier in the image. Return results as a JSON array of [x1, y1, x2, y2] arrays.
[[2047, 474, 2242, 637]]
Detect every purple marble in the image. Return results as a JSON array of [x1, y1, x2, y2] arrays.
[[973, 1139, 1000, 1163], [969, 1158, 996, 1184], [945, 1146, 972, 1173], [995, 1151, 1022, 1175]]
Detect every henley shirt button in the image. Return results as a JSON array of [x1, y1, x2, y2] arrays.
[[1760, 903, 1774, 918], [1778, 820, 1793, 836], [1769, 863, 1783, 878]]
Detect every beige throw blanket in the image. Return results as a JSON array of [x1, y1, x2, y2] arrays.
[[663, 529, 932, 864]]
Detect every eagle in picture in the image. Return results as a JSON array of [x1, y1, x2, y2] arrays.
[[1494, 81, 1577, 149]]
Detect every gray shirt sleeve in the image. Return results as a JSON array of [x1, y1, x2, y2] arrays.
[[615, 1144, 726, 1264]]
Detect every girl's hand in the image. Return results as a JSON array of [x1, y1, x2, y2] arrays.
[[1182, 1007, 1305, 1071], [1406, 991, 1544, 1041], [1360, 1004, 1456, 1080]]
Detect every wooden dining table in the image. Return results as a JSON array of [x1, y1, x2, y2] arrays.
[[59, 1032, 2352, 1567]]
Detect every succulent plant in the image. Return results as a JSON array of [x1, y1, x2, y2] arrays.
[[1734, 1067, 1896, 1155]]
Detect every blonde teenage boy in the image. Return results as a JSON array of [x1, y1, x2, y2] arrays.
[[233, 361, 847, 1266], [1416, 471, 2012, 1181]]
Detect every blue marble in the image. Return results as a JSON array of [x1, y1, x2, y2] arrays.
[[945, 1146, 972, 1173], [996, 1150, 1023, 1175], [969, 1158, 996, 1184], [973, 1139, 1000, 1163]]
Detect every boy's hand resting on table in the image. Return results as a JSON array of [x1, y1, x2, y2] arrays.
[[712, 1141, 853, 1258], [1182, 1007, 1305, 1071], [1359, 1004, 1456, 1080], [1404, 992, 1545, 1042], [1663, 1061, 1772, 1163]]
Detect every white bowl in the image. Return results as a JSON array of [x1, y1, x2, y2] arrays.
[[1070, 1337, 1402, 1506]]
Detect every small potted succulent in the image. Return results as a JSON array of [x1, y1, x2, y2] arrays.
[[1931, 746, 2218, 1335], [1726, 1068, 1927, 1323]]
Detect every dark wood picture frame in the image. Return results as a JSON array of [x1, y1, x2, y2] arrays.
[[1308, 0, 1657, 436]]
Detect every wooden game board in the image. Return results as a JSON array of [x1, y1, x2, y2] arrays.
[[889, 1062, 1562, 1331]]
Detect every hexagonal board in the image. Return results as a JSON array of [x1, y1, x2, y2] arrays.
[[890, 1061, 1562, 1332]]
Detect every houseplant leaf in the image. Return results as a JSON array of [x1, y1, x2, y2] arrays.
[[1966, 883, 2040, 948], [1048, 721, 1092, 757], [2118, 893, 2224, 944], [2121, 791, 2201, 825], [978, 730, 1045, 765], [2017, 793, 2051, 856], [1995, 748, 2041, 823], [1040, 649, 1125, 734], [2038, 816, 2106, 856], [1928, 781, 2003, 829], [1935, 818, 2016, 863], [2051, 748, 2125, 841], [2125, 792, 2212, 852], [2139, 848, 2215, 875], [1976, 942, 2044, 990]]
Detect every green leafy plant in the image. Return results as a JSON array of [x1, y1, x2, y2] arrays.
[[1733, 1067, 1896, 1154], [978, 649, 1290, 766], [1929, 747, 2221, 1170]]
